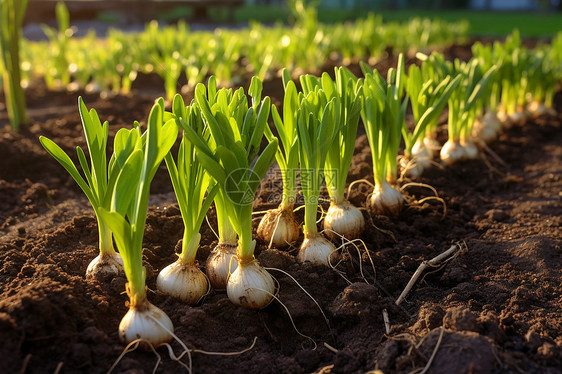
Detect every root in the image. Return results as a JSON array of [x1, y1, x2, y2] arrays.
[[266, 267, 331, 330], [416, 196, 447, 220], [400, 182, 447, 219], [346, 179, 375, 200], [323, 229, 377, 287], [323, 342, 339, 353], [396, 243, 467, 305], [191, 337, 257, 356], [107, 339, 163, 374], [108, 311, 259, 374], [253, 285, 318, 349], [365, 207, 398, 242], [54, 362, 64, 374], [409, 328, 444, 374], [20, 354, 32, 374], [205, 215, 219, 241]]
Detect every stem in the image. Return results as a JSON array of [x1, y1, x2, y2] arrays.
[[216, 192, 237, 243], [179, 231, 201, 265], [280, 167, 297, 209], [236, 206, 254, 260], [303, 200, 318, 236], [97, 218, 116, 256]]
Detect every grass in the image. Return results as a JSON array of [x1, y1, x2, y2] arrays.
[[165, 5, 562, 37]]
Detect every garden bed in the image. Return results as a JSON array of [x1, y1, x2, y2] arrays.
[[0, 52, 561, 373]]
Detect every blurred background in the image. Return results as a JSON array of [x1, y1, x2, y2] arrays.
[[23, 0, 562, 40]]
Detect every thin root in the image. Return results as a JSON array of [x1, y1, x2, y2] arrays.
[[346, 179, 375, 200], [265, 267, 331, 330], [409, 328, 445, 374], [255, 285, 318, 350]]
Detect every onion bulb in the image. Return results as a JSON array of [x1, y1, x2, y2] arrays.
[[257, 206, 299, 248], [86, 252, 124, 280], [369, 180, 404, 218], [226, 258, 275, 309], [297, 232, 337, 266], [400, 140, 433, 179], [496, 109, 512, 129], [527, 101, 548, 118], [473, 113, 500, 144], [119, 298, 174, 347], [509, 109, 526, 126], [424, 136, 442, 158], [157, 260, 209, 305], [323, 201, 365, 240], [205, 241, 238, 290], [440, 139, 465, 166], [461, 140, 479, 160]]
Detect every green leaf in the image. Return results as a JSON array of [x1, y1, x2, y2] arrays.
[[39, 136, 95, 204], [112, 149, 143, 217]]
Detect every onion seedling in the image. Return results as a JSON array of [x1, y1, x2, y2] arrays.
[[193, 77, 239, 290], [296, 74, 340, 264], [320, 67, 365, 240], [156, 95, 219, 305], [360, 54, 408, 217], [99, 99, 178, 346], [471, 42, 503, 143], [440, 60, 496, 165], [182, 77, 279, 309], [40, 98, 126, 279], [402, 65, 461, 178], [258, 70, 300, 248]]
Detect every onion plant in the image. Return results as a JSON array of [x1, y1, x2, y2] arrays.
[[321, 67, 365, 240], [471, 42, 503, 143], [189, 78, 239, 291], [401, 65, 461, 178], [360, 54, 407, 217], [257, 70, 300, 248], [440, 60, 497, 165], [156, 95, 219, 305], [0, 0, 28, 130], [295, 74, 341, 265], [39, 98, 125, 279], [182, 77, 279, 309], [99, 99, 178, 346]]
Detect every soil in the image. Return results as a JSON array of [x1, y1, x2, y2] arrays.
[[1, 49, 561, 374]]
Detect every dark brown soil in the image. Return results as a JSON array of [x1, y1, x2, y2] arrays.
[[1, 53, 561, 374]]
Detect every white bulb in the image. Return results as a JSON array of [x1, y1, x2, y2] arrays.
[[461, 140, 479, 160], [205, 241, 238, 290], [369, 180, 404, 218], [297, 234, 336, 266], [119, 300, 174, 348], [257, 207, 300, 248], [440, 139, 465, 166], [157, 260, 209, 305], [226, 259, 275, 309], [323, 201, 364, 240], [86, 252, 124, 279]]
